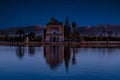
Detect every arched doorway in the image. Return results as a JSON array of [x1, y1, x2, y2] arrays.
[[53, 37, 56, 42]]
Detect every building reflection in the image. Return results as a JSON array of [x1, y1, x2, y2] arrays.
[[44, 45, 78, 72], [16, 46, 25, 59], [15, 45, 78, 71], [44, 46, 64, 69], [14, 45, 117, 72]]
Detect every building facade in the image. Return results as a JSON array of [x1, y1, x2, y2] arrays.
[[45, 18, 64, 42]]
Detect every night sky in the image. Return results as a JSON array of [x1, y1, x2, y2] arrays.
[[0, 0, 120, 28]]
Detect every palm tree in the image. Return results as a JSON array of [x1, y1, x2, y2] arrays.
[[28, 32, 36, 41], [72, 21, 77, 41], [16, 29, 25, 42]]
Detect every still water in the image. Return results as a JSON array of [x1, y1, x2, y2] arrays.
[[0, 46, 120, 80]]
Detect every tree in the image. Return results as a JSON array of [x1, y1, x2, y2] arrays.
[[28, 32, 36, 41], [64, 16, 71, 41], [16, 29, 25, 42], [72, 21, 77, 41], [72, 21, 81, 41], [43, 28, 46, 39]]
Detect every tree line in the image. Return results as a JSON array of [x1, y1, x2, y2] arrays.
[[0, 17, 120, 42]]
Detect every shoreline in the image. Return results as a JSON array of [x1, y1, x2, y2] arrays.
[[0, 41, 120, 48]]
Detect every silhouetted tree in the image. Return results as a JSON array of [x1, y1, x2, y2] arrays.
[[64, 17, 71, 41], [72, 21, 80, 41], [28, 32, 35, 41], [43, 28, 46, 40], [16, 29, 25, 42]]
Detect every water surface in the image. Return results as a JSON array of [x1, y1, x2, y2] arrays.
[[0, 46, 120, 80]]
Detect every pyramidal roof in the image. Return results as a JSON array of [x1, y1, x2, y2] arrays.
[[46, 17, 63, 25]]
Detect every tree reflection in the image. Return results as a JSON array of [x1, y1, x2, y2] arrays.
[[64, 46, 71, 72], [16, 46, 25, 59], [15, 45, 78, 71], [28, 46, 35, 56], [14, 45, 117, 72], [72, 48, 76, 65]]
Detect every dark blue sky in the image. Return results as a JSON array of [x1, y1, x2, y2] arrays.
[[0, 0, 120, 28]]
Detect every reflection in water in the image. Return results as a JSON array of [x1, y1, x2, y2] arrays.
[[64, 46, 71, 72], [1, 46, 120, 80], [16, 46, 25, 59], [72, 48, 77, 65], [44, 46, 78, 72], [28, 46, 35, 56], [15, 45, 119, 72], [16, 46, 36, 59], [15, 45, 78, 71], [44, 46, 64, 70]]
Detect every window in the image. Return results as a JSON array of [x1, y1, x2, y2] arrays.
[[50, 37, 52, 42], [51, 28, 58, 34]]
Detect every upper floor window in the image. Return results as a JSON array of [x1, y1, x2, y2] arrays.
[[51, 28, 58, 34]]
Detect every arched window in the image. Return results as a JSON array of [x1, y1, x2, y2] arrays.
[[53, 37, 56, 42], [51, 28, 58, 34]]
